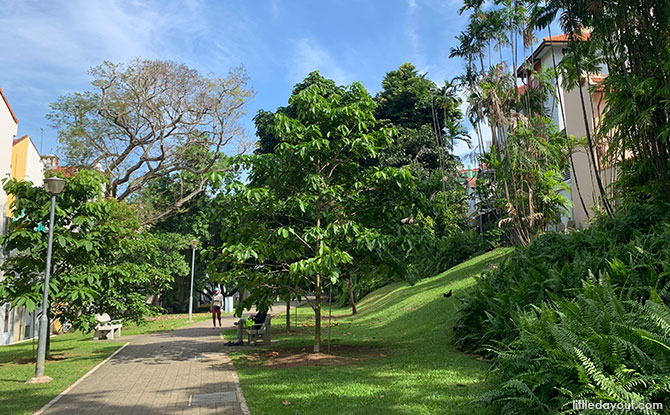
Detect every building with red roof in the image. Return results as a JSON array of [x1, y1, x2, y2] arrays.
[[515, 30, 614, 230]]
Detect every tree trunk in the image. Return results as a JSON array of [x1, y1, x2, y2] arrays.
[[45, 322, 51, 360], [314, 274, 321, 353], [285, 300, 291, 333], [347, 276, 357, 315]]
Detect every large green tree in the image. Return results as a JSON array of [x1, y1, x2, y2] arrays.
[[375, 64, 469, 234], [213, 80, 413, 352], [375, 63, 438, 130], [0, 170, 185, 352]]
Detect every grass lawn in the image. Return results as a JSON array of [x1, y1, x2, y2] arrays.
[[122, 311, 213, 335], [228, 249, 512, 415], [0, 311, 213, 415]]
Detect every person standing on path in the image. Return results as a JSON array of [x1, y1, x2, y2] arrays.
[[211, 288, 224, 327]]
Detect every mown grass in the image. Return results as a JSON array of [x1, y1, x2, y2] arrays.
[[0, 311, 214, 415], [122, 311, 213, 335], [229, 249, 512, 415]]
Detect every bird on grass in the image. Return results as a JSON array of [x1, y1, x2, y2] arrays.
[[443, 290, 452, 298]]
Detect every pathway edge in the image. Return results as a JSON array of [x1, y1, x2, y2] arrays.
[[228, 353, 251, 415], [33, 341, 130, 415]]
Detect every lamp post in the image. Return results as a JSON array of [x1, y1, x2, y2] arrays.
[[188, 239, 198, 322], [29, 177, 65, 384]]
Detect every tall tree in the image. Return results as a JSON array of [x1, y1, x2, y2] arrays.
[[375, 63, 437, 130], [375, 64, 470, 236], [48, 59, 253, 224], [0, 170, 184, 354], [213, 80, 413, 352]]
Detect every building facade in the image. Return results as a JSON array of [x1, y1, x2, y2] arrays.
[[518, 32, 614, 228], [0, 87, 19, 345], [0, 89, 48, 346]]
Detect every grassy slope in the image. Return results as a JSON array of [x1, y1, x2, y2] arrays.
[[232, 248, 512, 415], [0, 312, 212, 415]]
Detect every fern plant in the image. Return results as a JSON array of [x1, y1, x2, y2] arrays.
[[480, 279, 670, 415]]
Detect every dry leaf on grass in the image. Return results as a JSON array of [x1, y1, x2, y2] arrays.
[[282, 400, 291, 406]]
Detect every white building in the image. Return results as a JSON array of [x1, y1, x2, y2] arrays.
[[517, 32, 613, 228], [0, 87, 19, 345], [0, 89, 50, 346]]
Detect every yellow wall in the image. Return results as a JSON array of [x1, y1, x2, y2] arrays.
[[6, 137, 28, 216]]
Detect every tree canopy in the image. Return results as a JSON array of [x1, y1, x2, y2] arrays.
[[0, 170, 186, 336], [212, 79, 414, 352]]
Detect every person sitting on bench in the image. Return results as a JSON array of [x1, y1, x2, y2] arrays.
[[227, 306, 268, 346]]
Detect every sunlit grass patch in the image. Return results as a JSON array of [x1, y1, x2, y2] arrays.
[[229, 249, 511, 414]]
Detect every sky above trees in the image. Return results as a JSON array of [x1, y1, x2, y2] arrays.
[[0, 0, 552, 162]]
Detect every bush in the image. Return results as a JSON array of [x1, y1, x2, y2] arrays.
[[455, 202, 670, 355], [454, 202, 670, 413], [481, 280, 670, 414]]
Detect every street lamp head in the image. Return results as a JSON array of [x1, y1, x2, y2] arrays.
[[190, 239, 198, 248], [44, 177, 66, 196]]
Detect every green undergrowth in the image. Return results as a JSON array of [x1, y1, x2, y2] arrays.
[[456, 203, 670, 414], [229, 248, 511, 415]]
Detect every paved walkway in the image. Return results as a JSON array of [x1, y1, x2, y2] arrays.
[[40, 315, 247, 415]]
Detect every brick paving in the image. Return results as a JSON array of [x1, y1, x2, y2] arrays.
[[40, 316, 246, 415]]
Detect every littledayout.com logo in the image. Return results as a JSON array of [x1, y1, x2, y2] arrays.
[[572, 400, 664, 412]]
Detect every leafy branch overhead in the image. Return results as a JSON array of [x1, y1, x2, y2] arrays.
[[47, 59, 254, 224]]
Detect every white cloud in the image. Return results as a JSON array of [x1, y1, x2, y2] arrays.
[[0, 0, 255, 145], [288, 38, 351, 85], [0, 0, 248, 78], [1, 1, 163, 72]]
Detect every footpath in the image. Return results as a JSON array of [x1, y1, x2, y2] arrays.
[[38, 315, 247, 415]]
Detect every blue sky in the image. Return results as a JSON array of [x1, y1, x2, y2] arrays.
[[0, 0, 538, 163]]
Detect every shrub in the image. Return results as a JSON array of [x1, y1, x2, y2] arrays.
[[454, 202, 670, 355], [454, 202, 670, 412], [480, 280, 670, 415]]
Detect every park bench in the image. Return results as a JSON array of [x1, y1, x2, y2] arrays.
[[246, 314, 272, 345], [94, 313, 122, 340]]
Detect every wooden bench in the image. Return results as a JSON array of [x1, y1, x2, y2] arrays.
[[94, 313, 122, 340], [246, 315, 271, 345]]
